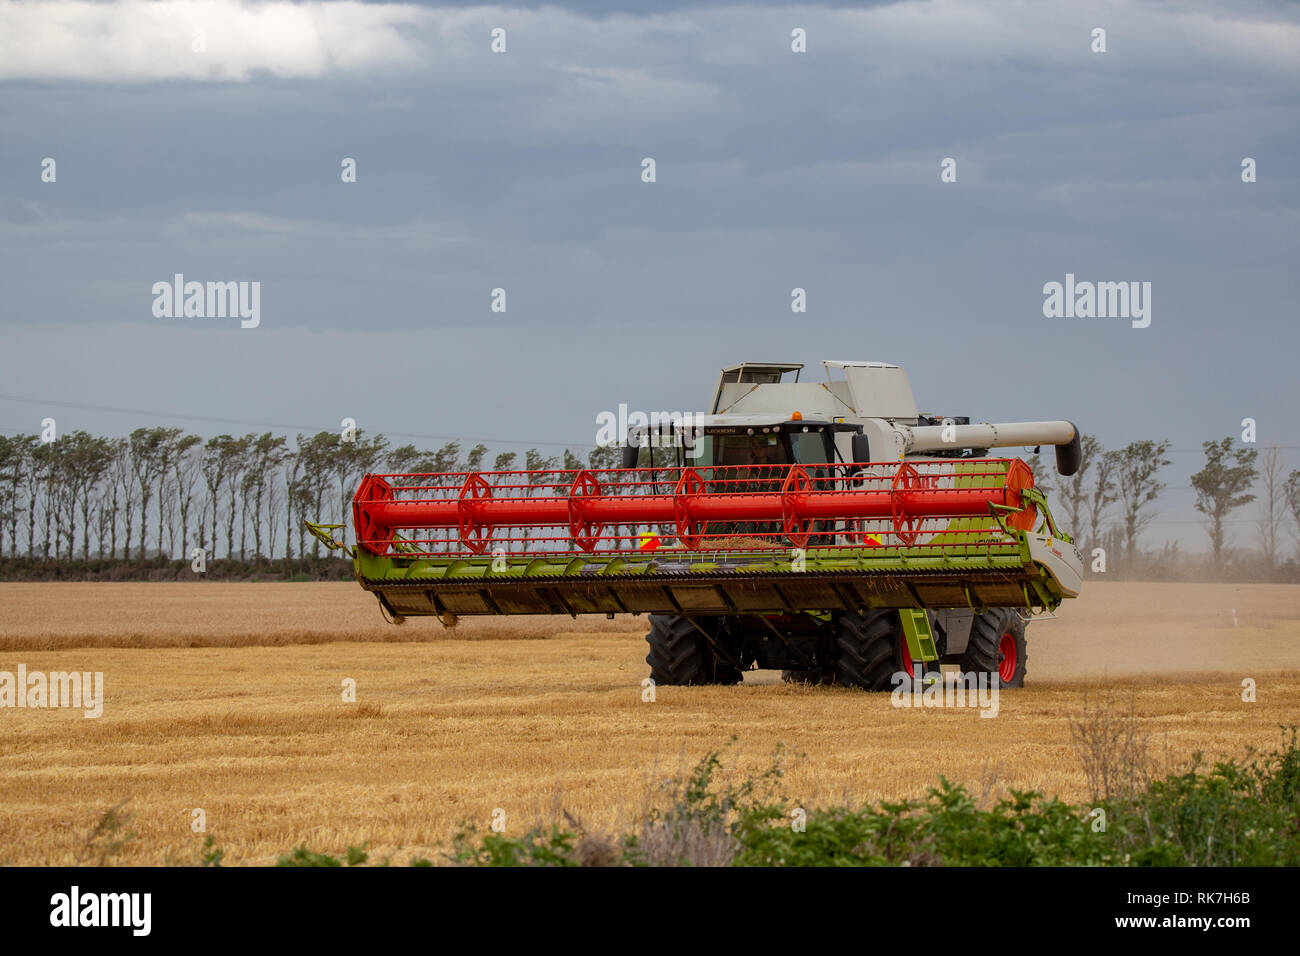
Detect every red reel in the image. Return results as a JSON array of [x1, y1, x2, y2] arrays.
[[352, 474, 394, 554], [673, 469, 704, 549], [891, 462, 921, 546], [1001, 458, 1038, 530], [781, 466, 813, 548], [567, 470, 605, 552], [458, 473, 495, 554]]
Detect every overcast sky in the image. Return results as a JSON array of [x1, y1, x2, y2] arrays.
[[1, 0, 1297, 549]]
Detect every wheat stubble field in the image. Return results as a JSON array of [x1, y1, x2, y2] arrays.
[[1, 580, 1298, 865]]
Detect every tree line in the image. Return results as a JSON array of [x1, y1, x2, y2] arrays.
[[0, 428, 619, 565]]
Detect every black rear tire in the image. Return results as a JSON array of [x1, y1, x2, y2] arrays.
[[645, 615, 743, 686], [960, 608, 1027, 689]]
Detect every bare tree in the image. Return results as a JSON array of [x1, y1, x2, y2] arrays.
[[162, 469, 181, 559], [152, 427, 184, 557], [0, 436, 19, 557], [282, 447, 301, 560], [1115, 440, 1171, 559], [245, 433, 287, 561], [1055, 434, 1100, 539], [289, 469, 316, 560], [69, 433, 114, 560], [227, 434, 254, 561], [95, 494, 113, 560], [14, 434, 38, 557], [0, 434, 35, 554], [109, 439, 134, 560], [1087, 449, 1120, 552], [33, 440, 60, 561], [172, 435, 203, 561], [266, 472, 286, 561], [1256, 443, 1285, 569], [0, 437, 9, 556], [201, 435, 241, 560], [294, 432, 339, 557], [129, 427, 173, 560], [53, 437, 79, 559]]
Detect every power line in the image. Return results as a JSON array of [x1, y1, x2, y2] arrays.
[[1146, 519, 1282, 525], [1164, 446, 1300, 453]]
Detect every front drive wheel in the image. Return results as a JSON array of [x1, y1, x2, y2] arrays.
[[645, 615, 742, 686], [961, 608, 1027, 688], [835, 610, 937, 692]]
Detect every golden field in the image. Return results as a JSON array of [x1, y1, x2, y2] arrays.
[[0, 580, 1298, 865]]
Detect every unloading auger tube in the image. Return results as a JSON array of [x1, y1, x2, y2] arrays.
[[307, 456, 1083, 625], [894, 421, 1082, 475]]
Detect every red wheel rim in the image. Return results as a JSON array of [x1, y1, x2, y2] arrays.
[[900, 635, 915, 679], [998, 631, 1017, 683]]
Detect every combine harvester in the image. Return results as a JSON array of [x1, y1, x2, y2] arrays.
[[309, 361, 1083, 691]]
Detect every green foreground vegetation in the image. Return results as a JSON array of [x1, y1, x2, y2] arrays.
[[265, 728, 1300, 867]]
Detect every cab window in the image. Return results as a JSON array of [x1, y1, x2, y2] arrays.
[[789, 432, 831, 465], [714, 434, 788, 467]]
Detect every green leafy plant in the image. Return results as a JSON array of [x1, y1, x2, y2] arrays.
[[276, 843, 369, 867]]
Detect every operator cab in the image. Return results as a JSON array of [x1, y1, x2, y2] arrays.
[[622, 417, 859, 469]]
